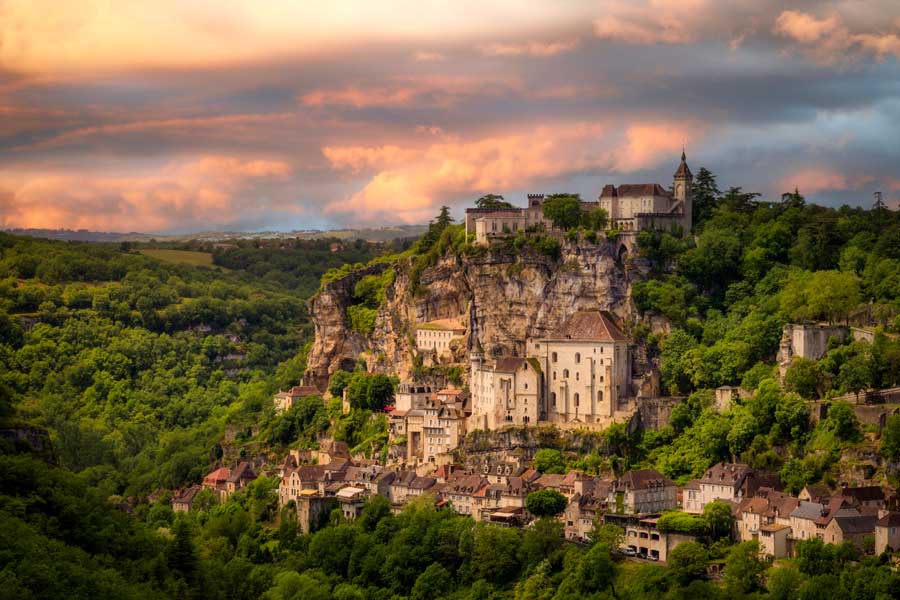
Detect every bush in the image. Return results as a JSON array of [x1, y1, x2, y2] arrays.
[[525, 489, 568, 517]]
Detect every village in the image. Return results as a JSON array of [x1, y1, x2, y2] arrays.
[[171, 154, 900, 564]]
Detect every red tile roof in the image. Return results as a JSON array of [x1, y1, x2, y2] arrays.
[[547, 311, 629, 342]]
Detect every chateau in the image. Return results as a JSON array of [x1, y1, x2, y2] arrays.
[[465, 152, 693, 244]]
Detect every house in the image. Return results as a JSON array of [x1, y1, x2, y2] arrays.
[[172, 485, 201, 513], [405, 392, 467, 464], [202, 466, 232, 501], [616, 469, 678, 514], [841, 486, 885, 509], [564, 479, 613, 542], [274, 383, 319, 414], [824, 514, 877, 550], [526, 311, 633, 424], [682, 481, 702, 513], [335, 486, 367, 521], [416, 319, 466, 356], [692, 463, 756, 512], [394, 383, 433, 412], [799, 484, 832, 504], [442, 474, 489, 518], [759, 523, 792, 558], [735, 489, 798, 543], [224, 461, 258, 498], [875, 511, 900, 554]]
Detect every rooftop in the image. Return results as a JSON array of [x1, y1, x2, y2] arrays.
[[544, 311, 629, 342]]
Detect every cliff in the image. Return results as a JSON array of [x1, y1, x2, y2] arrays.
[[305, 238, 637, 389]]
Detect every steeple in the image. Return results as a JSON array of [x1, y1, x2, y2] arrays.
[[674, 148, 692, 179], [673, 150, 693, 231]]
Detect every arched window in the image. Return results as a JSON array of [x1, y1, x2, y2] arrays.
[[574, 393, 580, 407], [575, 352, 581, 364], [597, 390, 603, 402], [563, 369, 569, 378]]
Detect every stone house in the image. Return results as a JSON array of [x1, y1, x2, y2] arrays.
[[759, 523, 792, 558], [469, 356, 541, 430], [416, 319, 466, 356], [335, 486, 367, 521], [442, 474, 489, 518], [824, 514, 877, 550], [842, 486, 885, 510], [172, 485, 201, 513], [692, 463, 756, 513], [615, 514, 698, 562], [394, 383, 433, 412], [616, 469, 678, 514], [527, 311, 632, 424], [224, 461, 258, 498], [875, 511, 900, 554], [202, 466, 232, 502], [273, 383, 319, 414], [682, 481, 702, 513]]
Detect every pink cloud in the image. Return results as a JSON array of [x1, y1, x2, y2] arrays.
[[323, 119, 699, 224], [0, 154, 295, 231], [413, 51, 445, 62], [772, 10, 900, 62], [774, 166, 881, 196], [322, 145, 420, 174], [478, 38, 579, 57]]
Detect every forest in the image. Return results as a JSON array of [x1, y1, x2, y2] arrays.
[[4, 171, 900, 598]]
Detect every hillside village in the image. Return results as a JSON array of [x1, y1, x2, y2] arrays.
[[169, 154, 900, 565]]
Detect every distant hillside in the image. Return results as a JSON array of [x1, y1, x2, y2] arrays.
[[3, 224, 429, 243]]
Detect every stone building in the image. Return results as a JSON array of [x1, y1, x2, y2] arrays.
[[599, 151, 692, 233], [689, 463, 757, 513], [527, 311, 632, 424], [875, 511, 900, 554], [395, 382, 433, 412], [399, 389, 468, 464], [273, 382, 319, 414], [469, 355, 541, 431], [777, 323, 849, 376], [616, 469, 678, 514], [416, 319, 466, 356]]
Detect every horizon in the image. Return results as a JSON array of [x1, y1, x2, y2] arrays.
[[2, 1, 900, 234]]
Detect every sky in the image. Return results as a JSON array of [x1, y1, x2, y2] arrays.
[[1, 0, 899, 233]]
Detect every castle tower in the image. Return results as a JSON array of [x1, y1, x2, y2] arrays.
[[673, 150, 693, 231]]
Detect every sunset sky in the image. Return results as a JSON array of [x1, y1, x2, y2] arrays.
[[2, 0, 899, 233]]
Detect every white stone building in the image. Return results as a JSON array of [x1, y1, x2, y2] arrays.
[[468, 355, 541, 431], [416, 319, 466, 356]]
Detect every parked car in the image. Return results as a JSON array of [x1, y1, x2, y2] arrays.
[[637, 551, 648, 560], [648, 554, 659, 562], [622, 546, 637, 557]]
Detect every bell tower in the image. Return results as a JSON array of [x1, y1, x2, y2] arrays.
[[673, 149, 693, 231]]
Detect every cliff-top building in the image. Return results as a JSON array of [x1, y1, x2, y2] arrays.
[[465, 152, 693, 244]]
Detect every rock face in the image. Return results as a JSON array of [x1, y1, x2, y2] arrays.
[[305, 239, 635, 389]]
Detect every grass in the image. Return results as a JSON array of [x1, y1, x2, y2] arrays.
[[139, 249, 214, 267]]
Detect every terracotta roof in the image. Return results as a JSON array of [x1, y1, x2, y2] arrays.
[[173, 485, 201, 504], [227, 461, 257, 483], [547, 311, 629, 342], [436, 389, 463, 396], [203, 467, 231, 486]]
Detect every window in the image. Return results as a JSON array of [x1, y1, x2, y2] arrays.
[[553, 371, 557, 380], [563, 369, 569, 378], [597, 391, 603, 402], [574, 393, 579, 407], [575, 352, 581, 364], [551, 352, 558, 363], [575, 372, 579, 381], [551, 392, 556, 406]]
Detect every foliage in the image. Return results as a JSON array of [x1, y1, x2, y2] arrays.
[[541, 195, 583, 230], [345, 372, 394, 411], [475, 194, 514, 210], [525, 489, 568, 517], [533, 448, 565, 474]]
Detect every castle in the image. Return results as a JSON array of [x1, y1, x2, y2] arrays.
[[465, 152, 693, 244]]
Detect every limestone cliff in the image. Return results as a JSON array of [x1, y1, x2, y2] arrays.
[[305, 239, 638, 389]]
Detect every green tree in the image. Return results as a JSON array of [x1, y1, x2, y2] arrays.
[[784, 357, 821, 400], [533, 448, 565, 474], [691, 167, 721, 226], [723, 540, 767, 595], [475, 194, 513, 209], [667, 541, 709, 585], [581, 207, 608, 231], [880, 414, 900, 461], [328, 370, 353, 397], [411, 562, 452, 600], [767, 567, 805, 600], [590, 522, 624, 549], [703, 501, 735, 541], [824, 401, 860, 441], [541, 195, 582, 230], [168, 517, 198, 583], [525, 489, 568, 518], [576, 543, 617, 594]]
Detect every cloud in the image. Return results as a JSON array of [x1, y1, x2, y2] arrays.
[[0, 155, 296, 232], [772, 9, 900, 62], [413, 51, 445, 62], [323, 120, 698, 224], [478, 39, 579, 57], [322, 145, 420, 174]]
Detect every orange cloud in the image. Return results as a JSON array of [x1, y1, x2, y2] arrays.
[[300, 75, 519, 109], [593, 0, 711, 45], [324, 120, 699, 223], [772, 10, 900, 62], [413, 51, 445, 62], [322, 145, 420, 174], [0, 155, 295, 232], [775, 167, 879, 196]]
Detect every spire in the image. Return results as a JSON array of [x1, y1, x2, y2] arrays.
[[674, 149, 692, 178]]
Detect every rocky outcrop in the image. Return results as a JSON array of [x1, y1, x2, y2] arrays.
[[305, 238, 636, 388]]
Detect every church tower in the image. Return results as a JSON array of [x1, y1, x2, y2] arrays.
[[673, 150, 693, 232]]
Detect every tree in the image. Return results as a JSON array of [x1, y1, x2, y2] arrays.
[[411, 563, 452, 600], [723, 541, 767, 595], [825, 401, 860, 441], [766, 567, 805, 600], [784, 357, 821, 400], [691, 167, 720, 226], [519, 517, 564, 571], [703, 501, 735, 541], [533, 448, 565, 474], [346, 372, 394, 411], [525, 489, 568, 518], [838, 352, 872, 402], [581, 207, 608, 231], [435, 206, 453, 230], [668, 541, 709, 585], [475, 194, 514, 209], [541, 195, 582, 230], [328, 370, 353, 398], [576, 543, 617, 594], [880, 414, 900, 461], [721, 186, 760, 213], [168, 517, 198, 583], [590, 522, 624, 549]]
